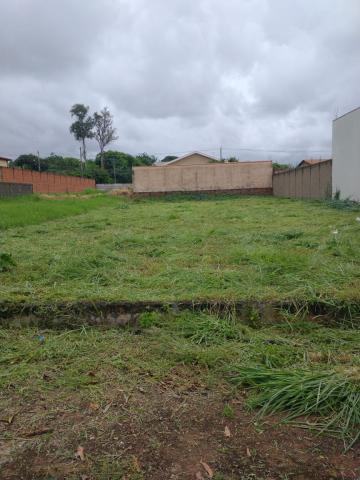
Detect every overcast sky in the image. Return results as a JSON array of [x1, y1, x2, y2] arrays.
[[0, 0, 359, 163]]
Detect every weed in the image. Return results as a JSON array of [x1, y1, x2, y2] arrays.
[[222, 403, 235, 418], [139, 311, 159, 328]]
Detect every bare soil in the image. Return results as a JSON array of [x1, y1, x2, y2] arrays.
[[1, 367, 359, 480]]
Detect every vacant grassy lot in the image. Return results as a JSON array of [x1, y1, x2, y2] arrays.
[[1, 311, 359, 479], [0, 194, 360, 304], [1, 194, 360, 479]]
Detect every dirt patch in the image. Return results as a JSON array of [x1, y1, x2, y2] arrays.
[[1, 379, 359, 480]]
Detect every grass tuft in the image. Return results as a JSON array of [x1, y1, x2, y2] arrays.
[[230, 365, 360, 447], [0, 253, 16, 272], [139, 311, 247, 345]]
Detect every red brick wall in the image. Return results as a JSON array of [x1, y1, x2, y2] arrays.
[[0, 167, 95, 193]]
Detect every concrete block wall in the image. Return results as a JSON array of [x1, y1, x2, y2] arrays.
[[133, 161, 273, 194], [0, 167, 95, 193], [273, 160, 332, 199], [0, 182, 33, 197]]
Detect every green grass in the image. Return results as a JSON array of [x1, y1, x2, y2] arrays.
[[230, 366, 360, 448], [139, 310, 247, 345], [0, 193, 116, 229], [1, 194, 360, 303], [1, 310, 359, 445]]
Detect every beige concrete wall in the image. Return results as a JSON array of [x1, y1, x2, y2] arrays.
[[133, 161, 273, 193], [273, 160, 332, 199], [332, 107, 360, 201], [165, 153, 214, 166], [0, 159, 9, 168]]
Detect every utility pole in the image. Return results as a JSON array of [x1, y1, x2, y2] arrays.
[[37, 151, 41, 172], [220, 146, 223, 162]]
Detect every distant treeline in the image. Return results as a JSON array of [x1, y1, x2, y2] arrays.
[[10, 151, 158, 184], [10, 153, 291, 184]]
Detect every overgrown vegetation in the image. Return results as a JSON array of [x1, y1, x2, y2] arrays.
[[3, 309, 360, 399], [1, 194, 360, 303], [0, 309, 359, 477]]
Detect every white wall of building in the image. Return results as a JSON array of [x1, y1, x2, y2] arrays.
[[332, 107, 360, 201]]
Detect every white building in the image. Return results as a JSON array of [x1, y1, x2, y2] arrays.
[[332, 106, 360, 201]]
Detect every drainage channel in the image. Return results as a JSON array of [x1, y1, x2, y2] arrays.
[[0, 300, 359, 328]]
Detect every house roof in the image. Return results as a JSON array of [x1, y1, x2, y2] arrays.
[[159, 151, 219, 166], [0, 156, 12, 162], [297, 159, 331, 168]]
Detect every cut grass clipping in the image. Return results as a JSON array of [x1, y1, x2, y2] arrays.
[[230, 365, 360, 449]]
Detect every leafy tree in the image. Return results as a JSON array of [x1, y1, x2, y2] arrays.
[[13, 154, 41, 170], [95, 151, 134, 183], [93, 107, 118, 169], [134, 153, 157, 165], [43, 154, 82, 176], [69, 104, 94, 162], [273, 162, 291, 171], [84, 161, 112, 183], [161, 155, 177, 163], [95, 150, 158, 183], [12, 149, 157, 184]]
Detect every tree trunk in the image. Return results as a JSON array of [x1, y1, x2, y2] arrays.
[[82, 138, 87, 163], [100, 148, 104, 169]]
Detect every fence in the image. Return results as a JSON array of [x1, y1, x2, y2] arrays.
[[0, 167, 95, 194], [273, 160, 332, 199], [0, 182, 33, 197], [133, 161, 273, 194]]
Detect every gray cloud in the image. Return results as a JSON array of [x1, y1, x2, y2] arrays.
[[0, 0, 359, 163]]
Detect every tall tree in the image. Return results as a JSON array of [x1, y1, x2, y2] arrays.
[[69, 104, 94, 163], [93, 107, 118, 169]]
